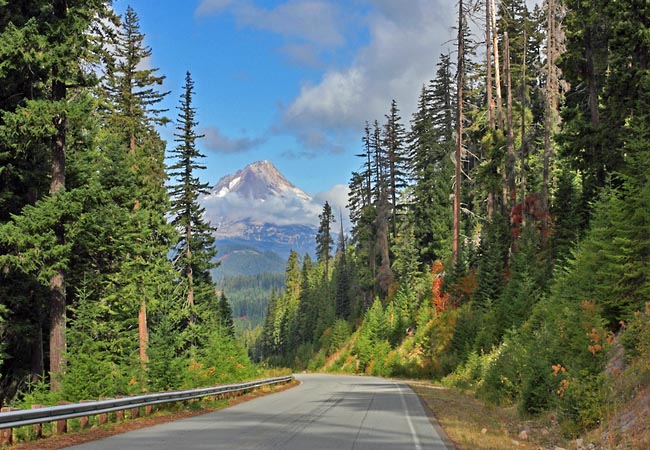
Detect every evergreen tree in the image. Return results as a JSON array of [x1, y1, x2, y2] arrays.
[[559, 0, 610, 212], [218, 292, 235, 338], [382, 100, 408, 237], [100, 4, 174, 367], [316, 201, 335, 277], [333, 221, 352, 319], [410, 54, 455, 266], [0, 0, 113, 391], [168, 72, 218, 345], [103, 6, 170, 155]]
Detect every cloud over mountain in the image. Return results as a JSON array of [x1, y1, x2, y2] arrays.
[[201, 160, 323, 228]]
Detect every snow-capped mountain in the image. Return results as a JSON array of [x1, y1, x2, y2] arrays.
[[201, 161, 321, 268], [209, 160, 312, 203]]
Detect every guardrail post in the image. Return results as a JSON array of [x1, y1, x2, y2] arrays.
[[79, 401, 92, 429], [31, 404, 43, 438], [115, 397, 125, 422], [0, 407, 18, 445], [144, 404, 153, 416], [130, 406, 139, 419], [56, 401, 71, 434], [98, 398, 109, 425]]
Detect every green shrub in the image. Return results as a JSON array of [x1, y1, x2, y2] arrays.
[[479, 331, 525, 405], [328, 319, 351, 356], [558, 371, 610, 435], [307, 349, 327, 372], [369, 340, 393, 377]]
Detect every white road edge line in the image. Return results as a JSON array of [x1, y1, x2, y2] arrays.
[[397, 383, 422, 450]]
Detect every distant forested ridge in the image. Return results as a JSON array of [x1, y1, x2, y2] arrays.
[[220, 272, 286, 326]]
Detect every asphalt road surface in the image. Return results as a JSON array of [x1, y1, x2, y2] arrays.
[[68, 374, 451, 450]]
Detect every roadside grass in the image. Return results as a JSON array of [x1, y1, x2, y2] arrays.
[[408, 380, 572, 450]]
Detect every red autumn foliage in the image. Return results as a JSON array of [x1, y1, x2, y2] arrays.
[[510, 193, 549, 240], [431, 261, 451, 314]]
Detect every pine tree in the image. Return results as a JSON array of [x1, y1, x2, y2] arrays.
[[410, 54, 454, 266], [101, 5, 174, 367], [168, 72, 218, 344], [333, 219, 352, 319], [218, 292, 235, 338], [104, 6, 169, 155], [316, 201, 335, 277], [559, 0, 609, 212], [382, 100, 408, 237]]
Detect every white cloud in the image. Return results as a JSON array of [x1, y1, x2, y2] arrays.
[[285, 68, 365, 129], [202, 126, 265, 154], [282, 0, 456, 145], [202, 191, 321, 227], [195, 0, 344, 49], [195, 0, 235, 17], [236, 1, 345, 48], [280, 43, 322, 68], [313, 183, 350, 227]]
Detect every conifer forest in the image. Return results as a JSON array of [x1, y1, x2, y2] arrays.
[[1, 0, 650, 443]]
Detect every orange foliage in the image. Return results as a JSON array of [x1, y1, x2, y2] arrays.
[[580, 300, 614, 355], [431, 261, 450, 314], [552, 364, 569, 398], [586, 327, 614, 355]]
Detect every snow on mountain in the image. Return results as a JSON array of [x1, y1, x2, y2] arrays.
[[202, 160, 321, 228], [201, 160, 323, 260]]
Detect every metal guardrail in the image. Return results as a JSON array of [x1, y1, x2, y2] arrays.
[[0, 375, 293, 430]]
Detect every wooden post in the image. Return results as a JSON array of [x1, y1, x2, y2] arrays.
[[79, 401, 92, 429], [0, 407, 18, 445], [56, 401, 71, 434], [98, 398, 109, 425], [115, 397, 124, 422], [144, 404, 153, 416], [130, 406, 139, 419], [31, 404, 43, 438]]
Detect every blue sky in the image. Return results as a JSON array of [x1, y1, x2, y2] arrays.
[[113, 0, 456, 208]]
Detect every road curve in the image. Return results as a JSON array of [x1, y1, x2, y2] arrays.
[[67, 373, 451, 450]]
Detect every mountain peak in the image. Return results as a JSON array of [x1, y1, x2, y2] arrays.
[[208, 160, 311, 202]]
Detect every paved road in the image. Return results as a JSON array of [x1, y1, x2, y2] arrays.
[[68, 374, 451, 449]]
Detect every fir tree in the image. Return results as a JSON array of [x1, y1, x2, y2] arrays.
[[168, 72, 218, 346], [218, 292, 235, 338], [316, 201, 335, 277], [382, 100, 408, 237]]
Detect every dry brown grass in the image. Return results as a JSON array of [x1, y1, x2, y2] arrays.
[[409, 380, 572, 450]]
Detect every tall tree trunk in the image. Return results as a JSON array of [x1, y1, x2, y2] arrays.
[[130, 116, 147, 365], [138, 298, 148, 363], [186, 226, 194, 308], [486, 0, 496, 220], [543, 0, 557, 244], [520, 24, 528, 228], [490, 0, 504, 130], [486, 0, 495, 131], [49, 75, 66, 392], [453, 0, 463, 268], [504, 32, 516, 214]]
